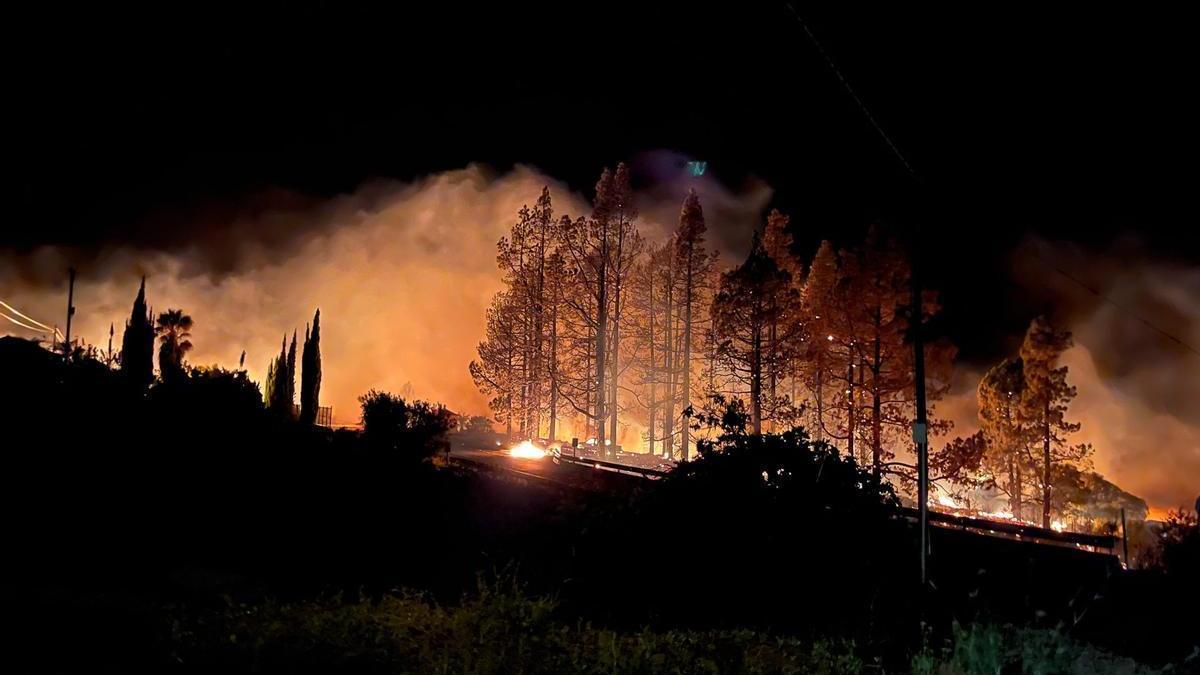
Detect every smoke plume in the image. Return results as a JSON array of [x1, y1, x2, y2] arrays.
[[1, 160, 768, 431]]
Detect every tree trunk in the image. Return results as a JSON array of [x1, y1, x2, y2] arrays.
[[609, 305, 619, 454], [506, 393, 513, 441], [768, 318, 777, 433], [815, 355, 824, 442], [750, 318, 762, 435], [662, 262, 675, 459], [548, 289, 559, 443], [846, 362, 855, 462], [647, 279, 656, 456], [1042, 398, 1052, 528], [681, 259, 693, 460], [871, 328, 882, 480]]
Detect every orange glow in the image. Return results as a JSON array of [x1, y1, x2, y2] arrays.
[[508, 440, 545, 460]]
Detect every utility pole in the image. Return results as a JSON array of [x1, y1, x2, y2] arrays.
[[911, 245, 930, 587], [63, 267, 76, 357], [1120, 507, 1129, 567], [791, 6, 929, 586]]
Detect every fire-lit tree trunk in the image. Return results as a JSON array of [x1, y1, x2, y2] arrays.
[[750, 319, 763, 434], [593, 177, 611, 454], [647, 276, 656, 456], [768, 319, 777, 433], [1042, 398, 1052, 528], [547, 261, 560, 442], [662, 254, 675, 460], [608, 237, 622, 451], [815, 357, 824, 442], [871, 313, 882, 481], [673, 191, 710, 458], [681, 254, 693, 458], [846, 361, 855, 461]]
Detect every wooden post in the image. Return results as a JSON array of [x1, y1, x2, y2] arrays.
[[1120, 507, 1129, 567]]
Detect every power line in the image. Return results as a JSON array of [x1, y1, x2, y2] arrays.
[[783, 3, 1198, 362], [1030, 251, 1200, 358], [785, 3, 918, 181], [0, 299, 55, 331], [1, 310, 45, 332]]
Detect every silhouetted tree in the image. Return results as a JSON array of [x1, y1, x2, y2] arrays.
[[286, 330, 297, 408], [300, 309, 322, 425], [265, 335, 295, 418], [155, 308, 193, 384], [712, 232, 798, 434], [471, 292, 521, 438], [759, 208, 802, 432], [120, 277, 155, 390], [1155, 508, 1200, 578], [672, 190, 715, 458]]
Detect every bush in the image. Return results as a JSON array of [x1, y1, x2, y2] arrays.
[[912, 623, 1166, 675], [559, 415, 913, 644], [359, 389, 452, 461]]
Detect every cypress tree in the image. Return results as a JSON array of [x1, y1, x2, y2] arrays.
[[300, 309, 322, 425], [120, 277, 155, 391]]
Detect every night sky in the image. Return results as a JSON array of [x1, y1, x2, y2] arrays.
[[6, 4, 1195, 365]]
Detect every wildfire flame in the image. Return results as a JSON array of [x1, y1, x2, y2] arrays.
[[509, 440, 546, 460]]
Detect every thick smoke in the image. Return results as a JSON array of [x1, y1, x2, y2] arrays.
[[939, 237, 1200, 517], [1, 161, 769, 430], [9, 164, 1191, 514], [2, 166, 584, 423]]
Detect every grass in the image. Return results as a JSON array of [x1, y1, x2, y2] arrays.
[[168, 576, 1169, 674]]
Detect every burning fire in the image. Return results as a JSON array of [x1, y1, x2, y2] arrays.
[[931, 492, 1074, 533], [508, 440, 546, 460]]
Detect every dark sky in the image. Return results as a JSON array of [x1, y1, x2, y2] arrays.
[[4, 3, 1196, 365]]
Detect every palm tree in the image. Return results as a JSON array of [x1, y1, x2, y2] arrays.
[[156, 309, 194, 383]]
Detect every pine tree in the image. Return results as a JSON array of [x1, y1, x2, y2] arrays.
[[300, 309, 322, 425], [471, 292, 521, 438], [1018, 316, 1092, 528], [824, 226, 955, 481], [482, 187, 569, 441], [711, 231, 798, 434], [673, 190, 714, 458], [759, 208, 802, 432], [555, 168, 628, 454], [120, 277, 155, 391], [797, 241, 839, 442], [978, 356, 1034, 519], [604, 164, 642, 454]]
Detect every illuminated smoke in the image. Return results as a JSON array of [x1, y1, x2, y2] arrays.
[[0, 160, 767, 434], [939, 237, 1200, 518], [1, 166, 585, 424]]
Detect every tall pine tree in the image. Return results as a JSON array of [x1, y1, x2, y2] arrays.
[[712, 231, 798, 434], [1019, 316, 1092, 528]]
